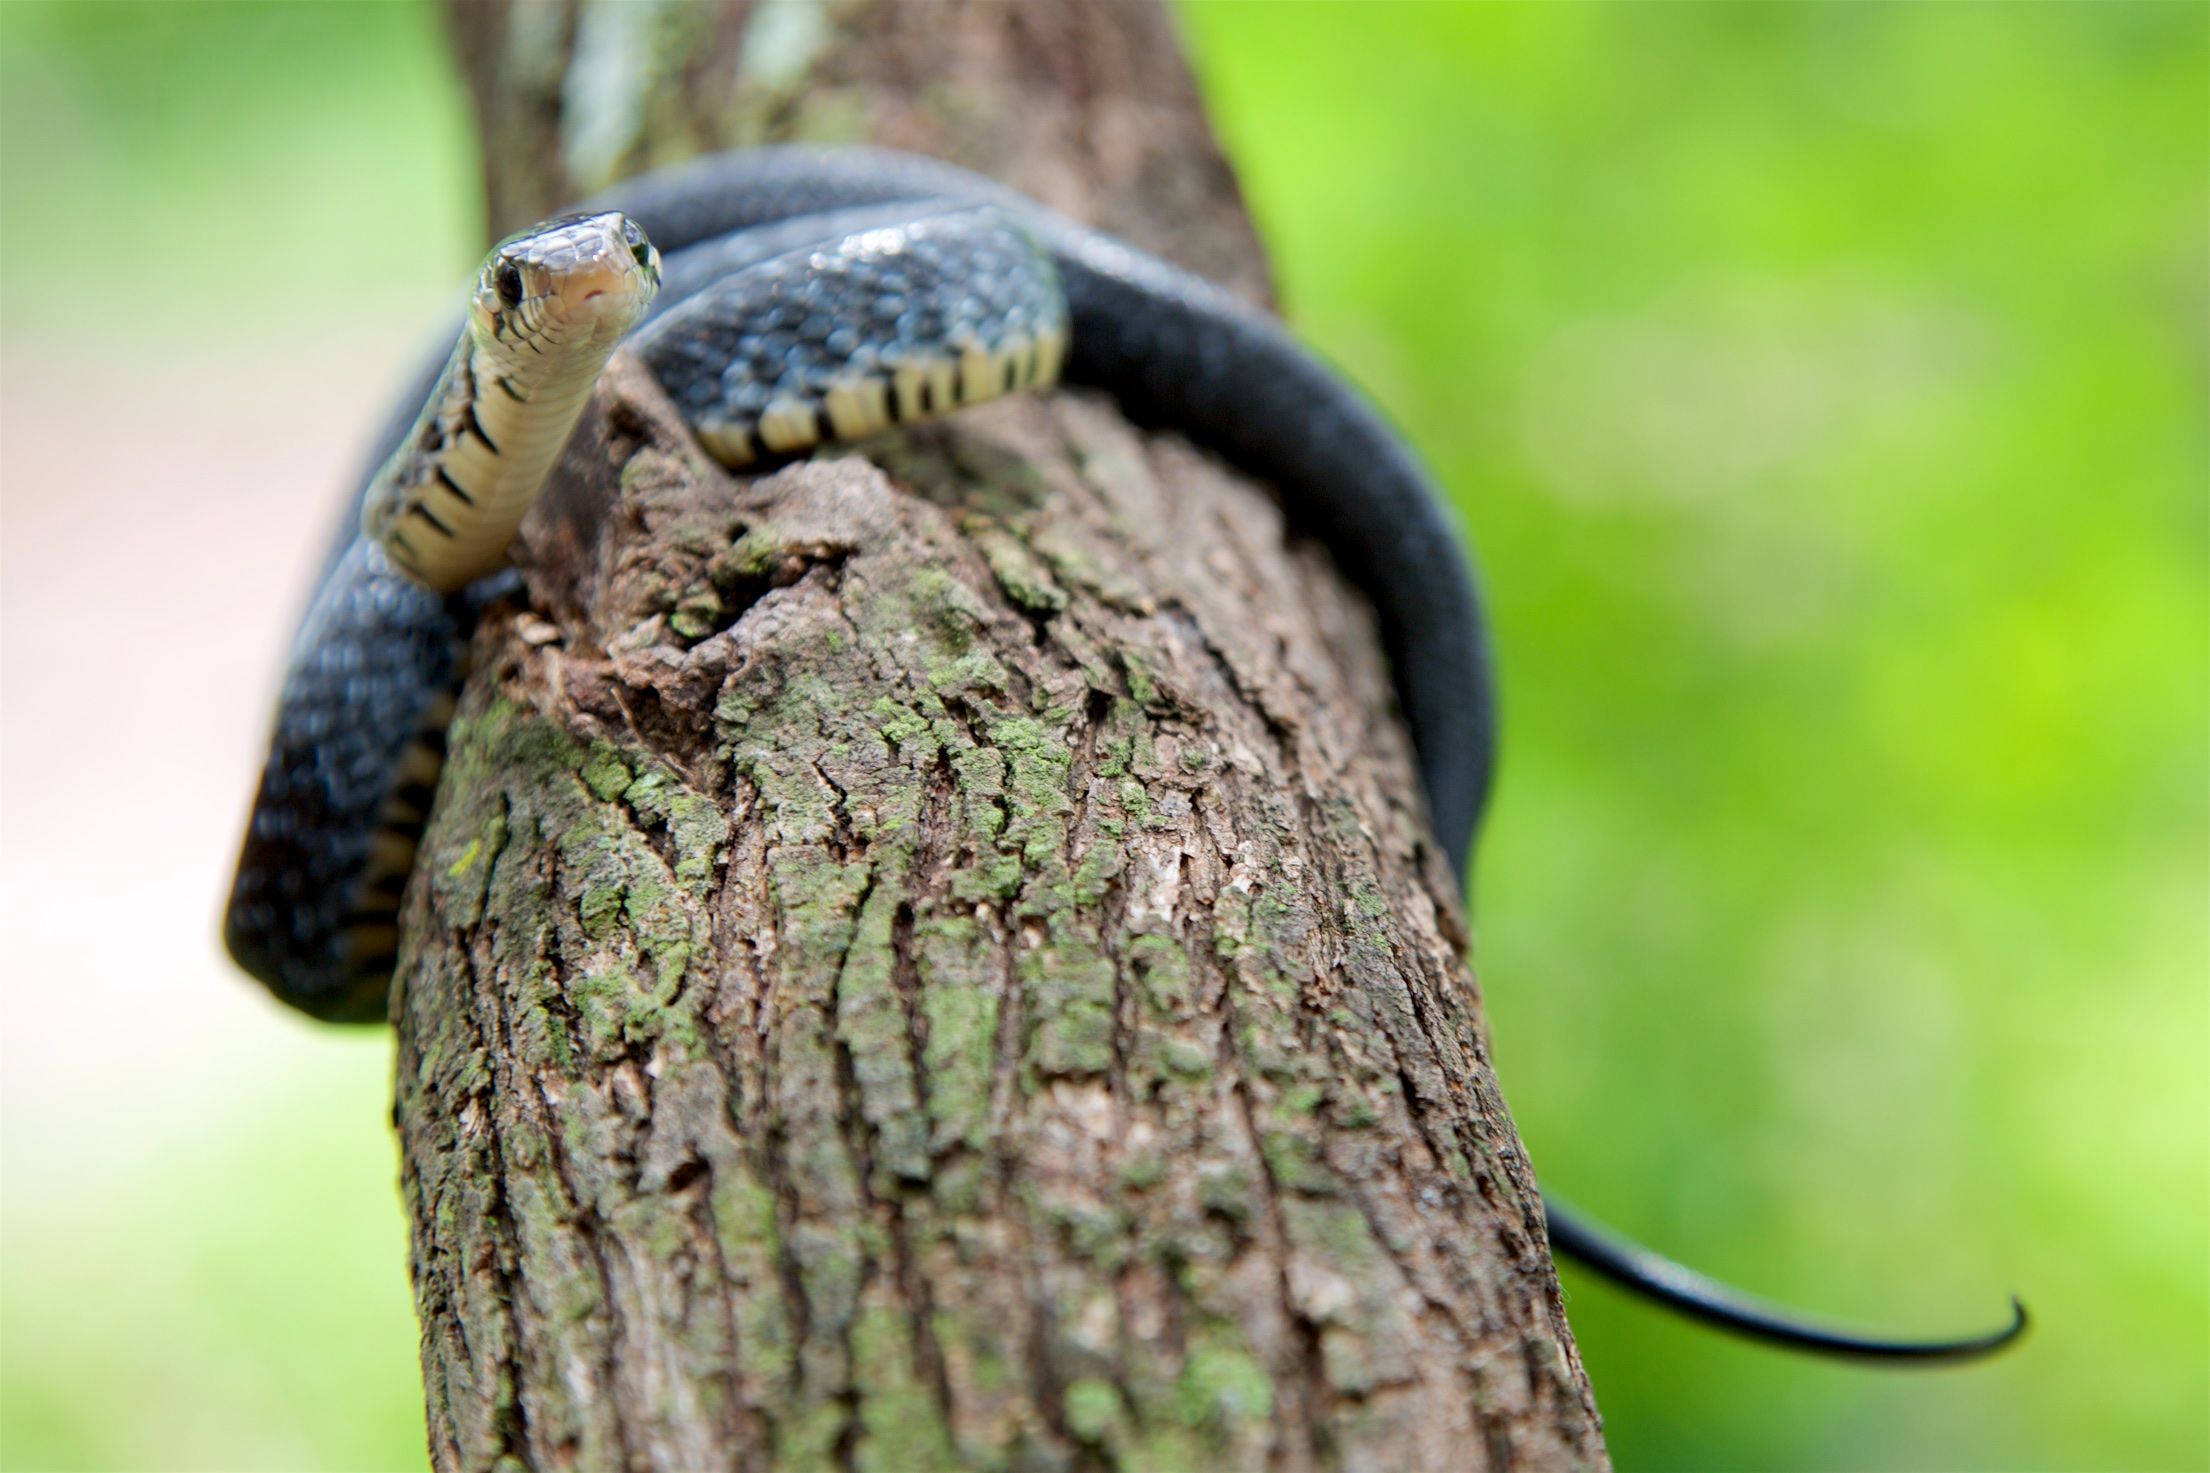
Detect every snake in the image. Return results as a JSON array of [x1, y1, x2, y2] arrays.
[[223, 145, 2024, 1363]]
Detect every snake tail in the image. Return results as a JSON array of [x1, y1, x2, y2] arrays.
[[1548, 1205, 2030, 1362]]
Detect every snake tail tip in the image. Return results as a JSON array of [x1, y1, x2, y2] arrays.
[[1874, 1292, 2032, 1366]]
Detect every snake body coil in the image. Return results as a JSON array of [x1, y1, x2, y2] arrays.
[[225, 146, 2022, 1362]]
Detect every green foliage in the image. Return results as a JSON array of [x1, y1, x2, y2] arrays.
[[1185, 4, 2208, 1468], [2, 2, 2200, 1469]]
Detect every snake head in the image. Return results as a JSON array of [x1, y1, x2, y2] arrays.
[[470, 210, 661, 351]]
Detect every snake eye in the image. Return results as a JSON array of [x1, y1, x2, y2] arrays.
[[621, 220, 655, 274], [493, 260, 524, 308]]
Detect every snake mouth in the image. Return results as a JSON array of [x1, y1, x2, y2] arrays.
[[543, 259, 649, 331]]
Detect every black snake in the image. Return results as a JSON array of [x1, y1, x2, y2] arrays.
[[224, 146, 2024, 1363]]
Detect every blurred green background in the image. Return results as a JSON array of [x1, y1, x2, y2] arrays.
[[1, 2, 2201, 1469]]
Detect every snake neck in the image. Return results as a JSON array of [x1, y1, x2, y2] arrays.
[[361, 210, 659, 593], [361, 330, 613, 593]]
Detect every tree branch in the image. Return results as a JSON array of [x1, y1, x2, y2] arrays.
[[398, 3, 1607, 1468]]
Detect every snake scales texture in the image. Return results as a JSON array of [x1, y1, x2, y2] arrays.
[[224, 145, 2022, 1362]]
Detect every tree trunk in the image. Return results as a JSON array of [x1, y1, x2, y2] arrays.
[[398, 3, 1608, 1469]]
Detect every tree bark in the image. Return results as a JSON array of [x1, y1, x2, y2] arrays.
[[399, 3, 1608, 1470]]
